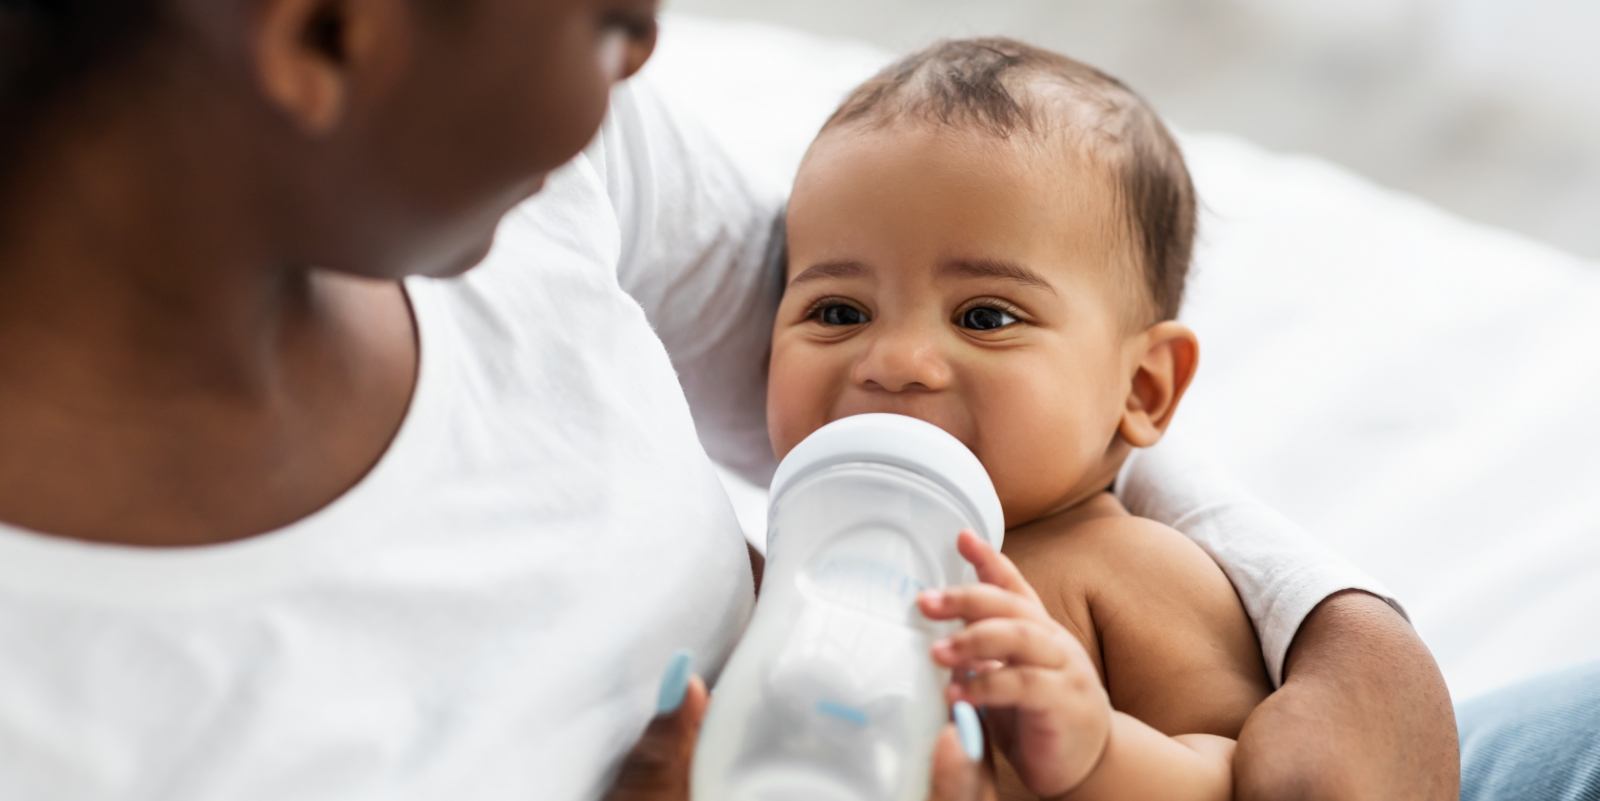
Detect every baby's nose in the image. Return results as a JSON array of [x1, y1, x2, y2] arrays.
[[851, 330, 953, 393]]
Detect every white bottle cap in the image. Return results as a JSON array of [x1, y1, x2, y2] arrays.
[[768, 414, 1005, 551]]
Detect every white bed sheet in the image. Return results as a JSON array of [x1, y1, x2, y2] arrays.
[[648, 15, 1600, 701]]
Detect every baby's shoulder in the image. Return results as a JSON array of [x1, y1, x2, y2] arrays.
[[1005, 498, 1248, 649], [1026, 502, 1273, 736], [1072, 512, 1218, 579], [1009, 497, 1212, 585], [1056, 510, 1242, 624]]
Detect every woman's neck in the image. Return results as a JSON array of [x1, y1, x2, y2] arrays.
[[0, 118, 419, 547], [0, 106, 320, 397]]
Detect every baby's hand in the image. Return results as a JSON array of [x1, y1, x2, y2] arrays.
[[918, 531, 1111, 798]]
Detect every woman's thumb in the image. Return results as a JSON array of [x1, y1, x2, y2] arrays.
[[650, 648, 708, 747], [607, 652, 708, 800], [929, 701, 994, 801]]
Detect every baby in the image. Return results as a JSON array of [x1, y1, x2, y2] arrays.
[[767, 39, 1271, 800]]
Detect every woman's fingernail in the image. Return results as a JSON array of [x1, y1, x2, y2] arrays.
[[656, 649, 693, 715], [932, 639, 954, 660], [953, 700, 984, 762], [920, 590, 943, 607]]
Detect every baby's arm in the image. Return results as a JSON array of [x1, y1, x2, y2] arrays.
[[1075, 516, 1274, 800], [921, 529, 1270, 801]]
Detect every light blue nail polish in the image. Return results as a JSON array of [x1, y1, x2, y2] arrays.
[[953, 700, 984, 762], [656, 649, 693, 715]]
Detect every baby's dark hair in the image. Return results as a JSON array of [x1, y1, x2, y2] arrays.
[[822, 37, 1196, 322]]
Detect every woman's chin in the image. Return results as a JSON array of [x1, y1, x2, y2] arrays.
[[409, 170, 552, 279], [434, 234, 499, 278]]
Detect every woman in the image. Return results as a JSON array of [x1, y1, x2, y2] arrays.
[[0, 1, 1473, 798]]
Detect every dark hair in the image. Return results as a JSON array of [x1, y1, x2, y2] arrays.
[[823, 37, 1196, 322], [0, 2, 157, 151]]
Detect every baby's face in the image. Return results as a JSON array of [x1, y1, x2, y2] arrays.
[[769, 125, 1146, 527]]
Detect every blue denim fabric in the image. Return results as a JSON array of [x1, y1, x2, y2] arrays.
[[1459, 663, 1600, 801]]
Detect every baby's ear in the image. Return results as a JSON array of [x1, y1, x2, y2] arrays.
[[1118, 321, 1200, 448]]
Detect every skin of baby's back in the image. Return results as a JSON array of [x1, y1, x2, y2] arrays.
[[994, 492, 1274, 800]]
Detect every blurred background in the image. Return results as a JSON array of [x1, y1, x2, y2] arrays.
[[673, 0, 1600, 260]]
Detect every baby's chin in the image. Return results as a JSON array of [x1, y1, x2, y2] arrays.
[[992, 461, 1124, 532]]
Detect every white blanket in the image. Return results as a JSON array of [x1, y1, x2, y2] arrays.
[[651, 15, 1600, 701]]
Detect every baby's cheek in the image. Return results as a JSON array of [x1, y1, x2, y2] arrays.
[[987, 442, 1079, 526], [975, 394, 1101, 525], [765, 345, 836, 460]]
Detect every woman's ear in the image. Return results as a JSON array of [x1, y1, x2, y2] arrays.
[[1118, 321, 1200, 448], [253, 0, 407, 135]]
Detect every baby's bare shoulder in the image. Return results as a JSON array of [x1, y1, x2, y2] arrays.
[[1066, 514, 1273, 737], [1006, 503, 1214, 596], [1072, 513, 1227, 590], [999, 517, 1111, 665]]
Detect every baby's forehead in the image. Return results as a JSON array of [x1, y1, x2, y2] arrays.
[[805, 118, 1122, 194], [795, 121, 1136, 250], [787, 122, 1149, 313], [802, 39, 1192, 323]]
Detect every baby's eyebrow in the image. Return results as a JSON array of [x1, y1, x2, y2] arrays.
[[789, 259, 869, 286], [938, 258, 1057, 294]]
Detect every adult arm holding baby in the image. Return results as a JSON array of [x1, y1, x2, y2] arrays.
[[1232, 590, 1459, 801]]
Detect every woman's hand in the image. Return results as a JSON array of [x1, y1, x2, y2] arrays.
[[929, 702, 1001, 801], [920, 530, 1113, 798], [604, 652, 708, 801]]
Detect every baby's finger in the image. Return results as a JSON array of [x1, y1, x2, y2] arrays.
[[967, 658, 1006, 675], [948, 666, 1085, 712], [957, 530, 1041, 603], [919, 582, 1043, 624], [933, 618, 1071, 670]]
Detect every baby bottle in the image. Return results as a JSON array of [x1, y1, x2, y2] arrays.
[[691, 413, 1005, 801]]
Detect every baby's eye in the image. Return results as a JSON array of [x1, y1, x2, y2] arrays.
[[810, 302, 870, 327], [957, 305, 1019, 331]]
